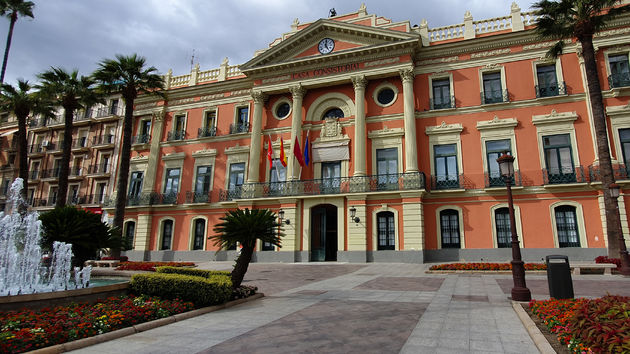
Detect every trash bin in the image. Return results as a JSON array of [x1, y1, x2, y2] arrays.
[[546, 255, 574, 299]]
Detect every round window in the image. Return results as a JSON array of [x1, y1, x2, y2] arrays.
[[377, 88, 395, 105], [323, 108, 344, 119], [275, 102, 290, 119]]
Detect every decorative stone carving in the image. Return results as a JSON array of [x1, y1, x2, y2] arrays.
[[323, 118, 342, 138], [251, 90, 268, 104], [289, 85, 306, 100], [351, 75, 368, 90], [399, 68, 415, 83], [425, 121, 464, 135], [358, 3, 367, 16], [152, 107, 166, 121], [532, 109, 578, 125], [476, 116, 518, 130]]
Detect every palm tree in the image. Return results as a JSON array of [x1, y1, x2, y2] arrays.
[[0, 79, 52, 202], [92, 54, 164, 258], [0, 0, 34, 84], [534, 0, 630, 274], [209, 208, 282, 289], [37, 67, 101, 208]]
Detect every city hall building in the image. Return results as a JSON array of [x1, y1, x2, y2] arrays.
[[3, 3, 630, 263]]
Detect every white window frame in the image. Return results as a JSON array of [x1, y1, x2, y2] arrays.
[[606, 104, 630, 164], [489, 203, 524, 248], [172, 111, 188, 135], [425, 122, 464, 192], [191, 149, 217, 202], [479, 65, 507, 105], [224, 145, 249, 189], [369, 128, 404, 176], [161, 152, 185, 194], [428, 73, 454, 110], [371, 204, 400, 251], [189, 216, 208, 251], [476, 117, 519, 187], [123, 219, 137, 250], [531, 58, 565, 97], [603, 47, 630, 90], [157, 217, 176, 251], [532, 110, 580, 176], [549, 201, 588, 248], [435, 205, 465, 249], [234, 102, 251, 126]]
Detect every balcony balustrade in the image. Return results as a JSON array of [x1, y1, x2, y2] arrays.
[[86, 193, 109, 205], [186, 190, 212, 203], [543, 166, 586, 185], [28, 144, 43, 154], [72, 137, 89, 149], [93, 106, 123, 118], [588, 164, 630, 182], [481, 89, 509, 104], [431, 174, 463, 190], [125, 192, 180, 206], [132, 134, 150, 144], [229, 122, 249, 134], [93, 134, 115, 146], [167, 130, 186, 141], [87, 163, 110, 175], [485, 171, 522, 188], [535, 81, 566, 98], [67, 194, 85, 205], [430, 96, 455, 110], [198, 126, 217, 138], [29, 170, 39, 180], [41, 167, 60, 179], [608, 72, 630, 89]]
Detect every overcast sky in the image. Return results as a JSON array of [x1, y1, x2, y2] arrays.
[[0, 0, 537, 85]]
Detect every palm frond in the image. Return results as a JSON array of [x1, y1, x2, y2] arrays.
[[209, 208, 283, 250]]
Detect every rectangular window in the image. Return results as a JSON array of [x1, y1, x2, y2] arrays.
[[543, 134, 575, 184], [440, 209, 461, 248], [27, 188, 34, 205], [536, 64, 559, 97], [96, 182, 107, 204], [1, 179, 9, 196], [620, 129, 630, 168], [161, 220, 173, 250], [495, 208, 511, 248], [432, 78, 452, 109], [434, 144, 459, 189], [163, 168, 181, 195], [609, 54, 630, 88], [555, 206, 580, 247], [376, 148, 398, 190], [194, 165, 212, 202], [110, 99, 119, 115], [100, 155, 110, 173], [377, 211, 395, 250], [137, 119, 151, 143], [237, 107, 249, 125], [49, 186, 58, 206], [128, 172, 143, 198], [228, 163, 246, 189], [482, 72, 504, 104], [269, 159, 287, 196], [321, 161, 341, 194], [486, 139, 511, 187], [170, 114, 186, 141], [200, 111, 217, 137]]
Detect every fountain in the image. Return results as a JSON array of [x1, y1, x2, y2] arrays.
[[0, 178, 91, 296]]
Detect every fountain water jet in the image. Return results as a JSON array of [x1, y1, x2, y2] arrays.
[[0, 178, 91, 296]]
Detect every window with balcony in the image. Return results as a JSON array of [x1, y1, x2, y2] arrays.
[[486, 139, 511, 187], [135, 119, 151, 143], [269, 159, 287, 196], [608, 53, 630, 88], [228, 162, 245, 190], [543, 134, 575, 184], [124, 221, 135, 250], [194, 165, 212, 202], [231, 106, 249, 134], [495, 207, 511, 248], [192, 218, 205, 250], [482, 72, 506, 104], [376, 148, 398, 190], [27, 188, 34, 206], [128, 171, 143, 199], [554, 205, 580, 247], [169, 114, 186, 141], [440, 209, 461, 248], [620, 128, 630, 167], [321, 161, 341, 194], [199, 110, 217, 137], [377, 211, 395, 250], [536, 64, 561, 97], [160, 219, 173, 250], [163, 168, 181, 196], [95, 182, 107, 204], [434, 144, 459, 189], [48, 186, 58, 206], [431, 78, 452, 109], [109, 99, 119, 115]]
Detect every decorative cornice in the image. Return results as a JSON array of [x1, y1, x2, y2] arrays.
[[606, 102, 630, 116], [191, 149, 218, 158], [476, 116, 518, 131], [425, 121, 463, 135], [532, 109, 578, 125], [368, 126, 404, 138], [161, 152, 186, 161], [130, 155, 149, 163], [225, 144, 250, 155]]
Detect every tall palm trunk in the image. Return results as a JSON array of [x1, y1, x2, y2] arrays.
[[56, 107, 73, 208], [581, 35, 622, 257], [0, 12, 17, 85], [111, 98, 134, 258], [231, 244, 255, 289]]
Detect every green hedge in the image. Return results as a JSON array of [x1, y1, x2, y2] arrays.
[[130, 273, 232, 307], [156, 266, 231, 278]]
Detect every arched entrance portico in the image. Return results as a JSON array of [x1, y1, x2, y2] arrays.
[[310, 204, 338, 261]]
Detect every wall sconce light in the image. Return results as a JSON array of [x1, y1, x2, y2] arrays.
[[278, 208, 290, 225], [349, 206, 360, 224]]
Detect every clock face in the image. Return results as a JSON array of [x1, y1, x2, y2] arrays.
[[318, 38, 335, 54]]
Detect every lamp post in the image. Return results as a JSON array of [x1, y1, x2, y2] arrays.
[[608, 183, 630, 276], [497, 153, 531, 301]]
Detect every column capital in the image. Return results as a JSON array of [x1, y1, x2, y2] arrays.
[[151, 107, 166, 122], [351, 75, 368, 90], [289, 84, 307, 100], [251, 90, 268, 104], [399, 68, 416, 83]]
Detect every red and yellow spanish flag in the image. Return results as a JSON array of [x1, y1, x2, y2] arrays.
[[280, 137, 287, 167]]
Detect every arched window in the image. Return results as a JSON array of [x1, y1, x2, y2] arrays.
[[192, 219, 205, 250], [494, 208, 511, 248], [124, 221, 136, 250], [377, 211, 395, 250], [440, 209, 460, 248], [555, 205, 580, 247], [161, 220, 173, 250], [323, 107, 344, 119]]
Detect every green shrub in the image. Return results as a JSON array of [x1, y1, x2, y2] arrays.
[[130, 273, 232, 307], [156, 266, 231, 278]]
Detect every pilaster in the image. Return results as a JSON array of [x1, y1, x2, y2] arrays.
[[247, 90, 268, 183], [143, 108, 165, 193], [400, 68, 419, 173], [134, 214, 153, 251], [288, 85, 306, 181], [279, 200, 301, 255], [402, 194, 424, 250], [352, 75, 368, 176], [347, 197, 367, 262]]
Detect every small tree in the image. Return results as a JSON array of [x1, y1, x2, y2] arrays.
[[39, 206, 123, 267], [209, 208, 282, 289]]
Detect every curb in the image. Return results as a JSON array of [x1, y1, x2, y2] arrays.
[[426, 270, 547, 274], [26, 293, 265, 354], [512, 301, 556, 354]]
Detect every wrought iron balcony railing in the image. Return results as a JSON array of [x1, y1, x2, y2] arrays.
[[125, 191, 180, 206], [608, 72, 630, 89], [229, 122, 249, 134], [167, 130, 186, 141], [69, 166, 83, 177], [186, 190, 212, 203], [67, 194, 85, 205], [431, 174, 463, 190], [41, 168, 60, 179], [430, 96, 455, 110], [86, 193, 109, 205], [481, 89, 509, 104], [132, 134, 150, 144], [28, 144, 43, 154], [588, 163, 630, 182], [485, 171, 522, 188], [198, 126, 217, 138], [72, 137, 89, 149], [94, 106, 123, 118], [87, 163, 110, 175], [93, 134, 115, 146], [543, 166, 586, 185], [218, 172, 425, 201], [535, 81, 566, 98]]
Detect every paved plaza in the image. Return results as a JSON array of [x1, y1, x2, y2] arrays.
[[73, 263, 630, 354]]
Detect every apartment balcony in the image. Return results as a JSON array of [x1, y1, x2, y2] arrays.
[[185, 190, 212, 203], [73, 113, 92, 126], [229, 123, 249, 134], [44, 140, 61, 153], [93, 106, 124, 121], [198, 126, 217, 138], [126, 192, 180, 206], [543, 166, 587, 185], [535, 82, 567, 98], [430, 174, 463, 190], [29, 170, 40, 181], [41, 167, 60, 179], [0, 163, 14, 171], [67, 194, 86, 205], [86, 193, 109, 205], [132, 134, 150, 145], [72, 137, 89, 151], [69, 166, 84, 179], [87, 163, 111, 176], [92, 134, 115, 148], [167, 130, 186, 142], [218, 172, 425, 201], [430, 96, 455, 110], [608, 72, 630, 89], [481, 89, 509, 104], [28, 143, 44, 156], [484, 171, 522, 188]]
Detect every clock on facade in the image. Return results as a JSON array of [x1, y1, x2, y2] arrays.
[[318, 38, 335, 54]]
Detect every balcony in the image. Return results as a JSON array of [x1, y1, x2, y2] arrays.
[[86, 193, 109, 205], [41, 167, 60, 179], [588, 164, 629, 182], [430, 96, 455, 110], [132, 134, 150, 144], [535, 82, 566, 98], [431, 174, 463, 190], [67, 194, 85, 205], [44, 140, 61, 153], [543, 166, 587, 185], [229, 122, 249, 134], [167, 130, 186, 141], [28, 144, 44, 155], [608, 72, 630, 89], [481, 89, 509, 104], [72, 137, 89, 150], [126, 192, 180, 206], [198, 126, 217, 138], [93, 106, 123, 119], [29, 170, 39, 180], [69, 166, 83, 178], [87, 163, 110, 176], [186, 190, 212, 203], [218, 172, 425, 201], [485, 171, 522, 188], [93, 134, 115, 147]]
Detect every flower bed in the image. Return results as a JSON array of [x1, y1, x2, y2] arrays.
[[530, 295, 630, 353], [595, 255, 621, 269], [115, 261, 196, 272], [429, 262, 547, 271], [0, 295, 194, 353]]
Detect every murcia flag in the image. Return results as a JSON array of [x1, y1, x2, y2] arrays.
[[280, 137, 287, 167], [294, 136, 305, 167], [267, 137, 273, 169]]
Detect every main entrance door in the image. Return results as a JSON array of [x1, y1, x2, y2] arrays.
[[310, 204, 338, 261]]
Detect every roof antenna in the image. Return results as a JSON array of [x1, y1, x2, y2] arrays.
[[329, 8, 336, 17], [190, 49, 196, 71]]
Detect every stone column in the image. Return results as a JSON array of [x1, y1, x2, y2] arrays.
[[288, 85, 306, 181], [142, 108, 166, 193], [400, 68, 419, 172], [247, 90, 267, 183], [352, 75, 368, 177]]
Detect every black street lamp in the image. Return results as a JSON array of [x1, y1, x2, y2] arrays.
[[497, 153, 531, 301], [349, 206, 360, 224], [278, 209, 290, 225], [608, 183, 630, 276]]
